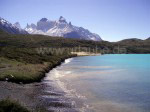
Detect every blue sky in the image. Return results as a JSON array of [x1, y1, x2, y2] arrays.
[[0, 0, 150, 41]]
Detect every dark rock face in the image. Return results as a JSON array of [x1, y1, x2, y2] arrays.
[[59, 16, 67, 23], [146, 37, 150, 40], [64, 31, 82, 39], [37, 19, 55, 32], [40, 18, 48, 22]]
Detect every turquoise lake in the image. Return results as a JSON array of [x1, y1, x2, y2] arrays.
[[46, 54, 150, 112]]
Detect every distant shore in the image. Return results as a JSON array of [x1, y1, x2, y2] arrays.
[[71, 52, 101, 56]]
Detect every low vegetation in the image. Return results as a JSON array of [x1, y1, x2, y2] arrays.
[[0, 98, 29, 112], [0, 30, 77, 83], [0, 29, 150, 111], [0, 57, 50, 83]]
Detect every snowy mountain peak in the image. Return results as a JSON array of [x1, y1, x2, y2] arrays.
[[25, 17, 102, 41], [0, 17, 28, 34], [0, 17, 11, 26]]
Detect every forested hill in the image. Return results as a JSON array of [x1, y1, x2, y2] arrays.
[[0, 29, 150, 54], [115, 38, 150, 53]]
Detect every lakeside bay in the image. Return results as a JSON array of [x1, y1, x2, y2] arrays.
[[0, 29, 150, 111], [56, 55, 150, 112]]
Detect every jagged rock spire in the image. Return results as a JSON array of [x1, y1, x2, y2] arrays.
[[69, 22, 72, 26], [59, 16, 67, 23], [40, 18, 48, 22]]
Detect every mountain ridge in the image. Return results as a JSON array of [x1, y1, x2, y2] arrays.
[[25, 16, 102, 41], [0, 17, 28, 34]]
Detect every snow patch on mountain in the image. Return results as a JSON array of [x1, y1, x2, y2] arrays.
[[0, 17, 28, 34], [25, 16, 102, 41]]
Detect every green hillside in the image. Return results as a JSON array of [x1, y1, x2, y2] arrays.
[[0, 29, 150, 84]]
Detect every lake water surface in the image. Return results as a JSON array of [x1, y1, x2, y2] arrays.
[[44, 54, 150, 112]]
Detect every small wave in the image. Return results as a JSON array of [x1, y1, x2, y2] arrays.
[[42, 57, 92, 112], [64, 58, 73, 64], [54, 69, 65, 78], [65, 71, 72, 74]]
